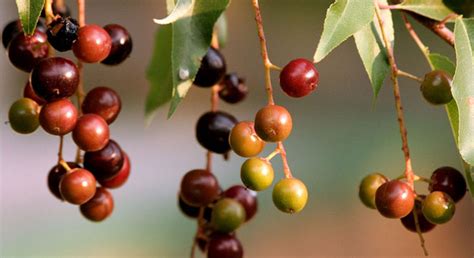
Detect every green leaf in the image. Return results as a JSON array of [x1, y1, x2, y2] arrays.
[[15, 0, 45, 35], [146, 0, 230, 120], [452, 18, 474, 166], [395, 0, 453, 21], [314, 0, 374, 63], [354, 0, 393, 99], [215, 14, 228, 48]]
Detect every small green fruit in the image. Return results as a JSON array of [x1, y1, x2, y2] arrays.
[[422, 191, 456, 224], [8, 98, 40, 134], [272, 178, 308, 214], [240, 158, 274, 191], [359, 173, 389, 209], [420, 70, 453, 105], [211, 198, 246, 233]]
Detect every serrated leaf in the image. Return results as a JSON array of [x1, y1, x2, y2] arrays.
[[452, 18, 474, 166], [15, 0, 45, 35], [354, 0, 393, 99], [145, 0, 230, 120], [314, 0, 374, 63], [396, 0, 453, 21]]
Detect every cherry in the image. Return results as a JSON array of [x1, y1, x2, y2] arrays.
[[98, 152, 131, 189], [47, 162, 81, 201], [82, 86, 121, 124], [193, 47, 226, 87], [23, 81, 46, 105], [429, 166, 466, 202], [72, 114, 110, 151], [254, 105, 293, 142], [443, 0, 473, 17], [359, 173, 389, 209], [101, 24, 133, 65], [218, 73, 248, 104], [196, 111, 238, 154], [80, 187, 114, 222], [207, 233, 243, 258], [420, 70, 453, 105], [178, 194, 201, 218], [2, 20, 22, 49], [400, 196, 436, 233], [47, 17, 79, 52], [229, 121, 265, 158], [30, 57, 79, 102], [59, 168, 96, 205], [39, 99, 78, 135], [375, 180, 415, 219], [7, 30, 48, 72], [422, 191, 456, 224], [280, 58, 319, 98], [272, 178, 308, 213], [223, 185, 258, 221], [84, 139, 124, 181], [240, 158, 274, 191], [180, 169, 220, 206], [211, 198, 246, 233], [73, 24, 112, 63], [8, 98, 40, 134]]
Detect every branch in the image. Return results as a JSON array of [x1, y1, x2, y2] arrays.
[[404, 12, 455, 47]]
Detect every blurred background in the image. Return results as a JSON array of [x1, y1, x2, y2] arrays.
[[1, 0, 472, 257]]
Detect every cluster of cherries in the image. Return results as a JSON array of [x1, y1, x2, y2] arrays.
[[359, 166, 467, 233], [3, 4, 133, 222]]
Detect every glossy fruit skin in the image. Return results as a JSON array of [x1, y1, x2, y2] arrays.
[[280, 58, 319, 98], [47, 17, 79, 52], [30, 57, 79, 101], [180, 169, 220, 206], [400, 196, 436, 233], [359, 173, 389, 209], [254, 105, 293, 142], [59, 168, 96, 205], [223, 185, 258, 221], [98, 152, 131, 189], [39, 99, 78, 135], [211, 198, 246, 233], [229, 121, 265, 158], [8, 98, 40, 134], [240, 158, 274, 191], [429, 166, 466, 202], [82, 87, 121, 124], [272, 178, 308, 213], [375, 180, 415, 218], [72, 114, 110, 151], [422, 191, 456, 224], [218, 73, 248, 104], [178, 194, 201, 218], [73, 24, 112, 63], [194, 47, 226, 87], [196, 111, 238, 154], [207, 233, 243, 258], [47, 162, 82, 200], [80, 187, 114, 222], [8, 30, 48, 72], [420, 70, 453, 105], [2, 20, 21, 49], [23, 81, 46, 105], [101, 24, 133, 65], [84, 139, 124, 181], [443, 0, 473, 17]]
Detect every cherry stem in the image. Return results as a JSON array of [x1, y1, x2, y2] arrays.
[[277, 142, 293, 178], [412, 207, 429, 256], [265, 148, 281, 161], [190, 207, 205, 258], [57, 135, 64, 163], [401, 14, 435, 70], [59, 159, 72, 172], [397, 70, 423, 83], [74, 0, 86, 164], [206, 151, 212, 172]]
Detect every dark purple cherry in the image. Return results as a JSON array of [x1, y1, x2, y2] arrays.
[[193, 47, 226, 87], [80, 187, 114, 222], [47, 162, 81, 200], [82, 87, 121, 124], [101, 24, 133, 65], [8, 30, 48, 72], [207, 233, 243, 258], [30, 57, 79, 102], [280, 58, 319, 98], [2, 20, 22, 49], [47, 17, 79, 52], [218, 73, 248, 104], [180, 169, 220, 206], [223, 185, 258, 221], [178, 194, 201, 218], [84, 139, 124, 181], [429, 166, 467, 202], [98, 152, 131, 189], [196, 111, 238, 154], [401, 196, 436, 233]]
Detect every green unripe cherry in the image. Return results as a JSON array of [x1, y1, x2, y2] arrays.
[[420, 70, 453, 105], [240, 157, 274, 191], [422, 191, 456, 224], [272, 178, 308, 214], [8, 98, 40, 134], [211, 198, 246, 233], [359, 173, 389, 209]]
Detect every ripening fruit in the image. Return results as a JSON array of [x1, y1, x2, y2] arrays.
[[272, 178, 308, 213], [180, 169, 220, 206], [223, 185, 258, 221], [73, 24, 112, 63], [359, 173, 389, 209], [59, 168, 97, 205], [254, 105, 293, 142], [375, 180, 415, 219], [279, 58, 319, 98], [80, 187, 114, 222], [429, 166, 467, 202], [420, 70, 453, 105], [240, 158, 274, 191], [8, 98, 40, 134], [211, 198, 246, 233], [82, 87, 121, 124], [39, 99, 78, 135], [47, 162, 81, 201], [422, 191, 456, 224], [400, 196, 436, 233], [207, 233, 243, 258], [7, 30, 48, 72], [72, 114, 110, 152], [229, 121, 265, 157]]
